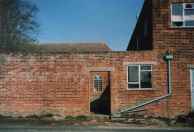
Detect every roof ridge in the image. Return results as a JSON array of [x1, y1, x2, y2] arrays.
[[40, 42, 107, 45], [38, 42, 112, 53]]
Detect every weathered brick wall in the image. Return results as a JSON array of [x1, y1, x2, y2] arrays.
[[110, 51, 174, 118], [0, 51, 165, 117], [126, 0, 194, 118], [0, 54, 90, 117], [0, 0, 193, 119], [150, 0, 194, 117], [0, 49, 191, 118]]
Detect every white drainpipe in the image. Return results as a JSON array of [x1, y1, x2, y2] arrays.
[[113, 51, 173, 116]]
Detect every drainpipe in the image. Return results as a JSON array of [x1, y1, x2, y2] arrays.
[[166, 51, 173, 95], [112, 51, 173, 116]]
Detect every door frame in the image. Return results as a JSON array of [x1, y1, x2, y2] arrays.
[[190, 68, 194, 111], [88, 67, 113, 115]]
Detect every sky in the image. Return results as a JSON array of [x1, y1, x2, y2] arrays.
[[32, 0, 144, 51]]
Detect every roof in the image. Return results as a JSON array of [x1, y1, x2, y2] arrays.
[[39, 43, 112, 53]]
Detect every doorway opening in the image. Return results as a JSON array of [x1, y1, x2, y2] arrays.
[[90, 71, 111, 115]]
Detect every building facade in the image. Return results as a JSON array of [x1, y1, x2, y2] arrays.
[[0, 0, 193, 118], [127, 0, 194, 118]]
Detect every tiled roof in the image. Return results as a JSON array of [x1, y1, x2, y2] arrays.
[[39, 43, 111, 53]]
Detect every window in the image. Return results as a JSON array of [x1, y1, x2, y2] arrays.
[[171, 3, 194, 27], [128, 64, 152, 89], [94, 75, 103, 92]]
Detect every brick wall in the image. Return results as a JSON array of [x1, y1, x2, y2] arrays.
[[0, 0, 193, 119], [0, 52, 160, 117], [0, 49, 192, 118], [126, 0, 194, 118], [151, 0, 194, 118], [0, 54, 90, 117]]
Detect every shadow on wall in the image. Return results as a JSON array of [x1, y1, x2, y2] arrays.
[[90, 86, 110, 115]]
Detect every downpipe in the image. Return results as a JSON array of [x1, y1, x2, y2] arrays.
[[112, 51, 173, 116]]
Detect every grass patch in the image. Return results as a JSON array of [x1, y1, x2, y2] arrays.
[[75, 115, 89, 121], [65, 115, 90, 121], [65, 116, 75, 121]]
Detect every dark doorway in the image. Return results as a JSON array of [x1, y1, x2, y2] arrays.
[[90, 71, 111, 115]]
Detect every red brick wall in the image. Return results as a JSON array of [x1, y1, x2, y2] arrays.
[[0, 0, 193, 119], [0, 54, 90, 117], [110, 52, 173, 118], [0, 52, 160, 117], [151, 0, 194, 118], [127, 0, 194, 118], [0, 49, 191, 118]]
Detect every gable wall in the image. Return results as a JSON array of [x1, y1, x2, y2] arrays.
[[127, 0, 153, 50], [152, 0, 194, 117]]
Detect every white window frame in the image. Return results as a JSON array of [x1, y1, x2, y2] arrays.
[[171, 3, 194, 28], [127, 64, 152, 90]]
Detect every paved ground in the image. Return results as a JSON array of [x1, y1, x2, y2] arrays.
[[0, 127, 194, 132], [0, 119, 194, 132]]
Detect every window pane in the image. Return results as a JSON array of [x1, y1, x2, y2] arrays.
[[172, 4, 183, 16], [128, 66, 139, 82], [185, 9, 194, 16], [185, 20, 194, 26], [185, 3, 194, 9], [172, 21, 183, 27], [128, 84, 139, 88], [141, 71, 152, 88], [141, 65, 152, 71]]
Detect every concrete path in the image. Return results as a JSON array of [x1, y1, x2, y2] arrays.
[[0, 120, 194, 132], [0, 127, 194, 132]]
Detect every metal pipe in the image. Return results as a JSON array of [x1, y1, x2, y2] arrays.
[[167, 59, 172, 95], [112, 52, 173, 116]]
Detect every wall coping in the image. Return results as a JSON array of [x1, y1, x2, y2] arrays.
[[0, 50, 155, 56]]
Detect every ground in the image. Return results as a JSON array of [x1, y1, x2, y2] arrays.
[[0, 123, 194, 132], [0, 116, 194, 132]]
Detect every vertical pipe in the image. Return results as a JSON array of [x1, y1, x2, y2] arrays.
[[167, 59, 172, 95]]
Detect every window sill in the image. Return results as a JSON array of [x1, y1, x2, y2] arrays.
[[170, 26, 194, 29], [127, 88, 154, 91]]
